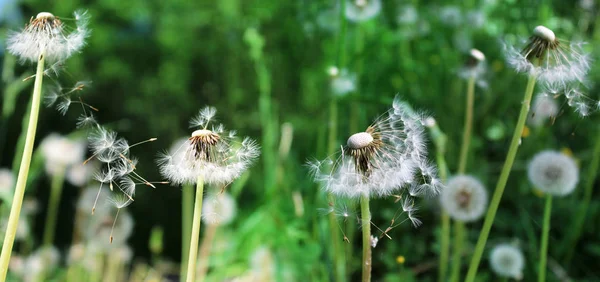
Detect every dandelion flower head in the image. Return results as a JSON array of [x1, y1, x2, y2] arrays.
[[506, 25, 591, 85], [489, 243, 525, 280], [345, 0, 381, 22], [440, 175, 488, 222], [7, 10, 90, 63], [528, 150, 579, 196], [310, 96, 441, 199], [202, 192, 237, 226], [159, 106, 260, 185]]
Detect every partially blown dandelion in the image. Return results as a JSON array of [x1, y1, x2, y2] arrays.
[[7, 10, 89, 63]]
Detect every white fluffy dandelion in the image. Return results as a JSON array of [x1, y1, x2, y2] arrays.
[[7, 10, 90, 63], [158, 106, 260, 185], [489, 243, 525, 280], [440, 175, 488, 222], [345, 0, 381, 22], [310, 96, 441, 200], [40, 133, 86, 176], [528, 93, 559, 126], [506, 25, 591, 85], [202, 192, 237, 226], [528, 150, 579, 196]]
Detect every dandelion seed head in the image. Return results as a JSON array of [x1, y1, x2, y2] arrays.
[[533, 25, 556, 42], [310, 96, 440, 199], [440, 175, 487, 222], [345, 0, 381, 22], [202, 192, 237, 226], [7, 10, 90, 63], [159, 107, 260, 185], [528, 150, 579, 196], [489, 244, 525, 279], [40, 134, 86, 175]]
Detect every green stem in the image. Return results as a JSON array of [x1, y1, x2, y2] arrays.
[[360, 195, 371, 282], [450, 221, 465, 282], [465, 74, 537, 282], [181, 184, 194, 279], [185, 176, 205, 282], [439, 212, 451, 282], [42, 168, 66, 246], [538, 195, 552, 282], [562, 127, 600, 263], [0, 51, 45, 281], [458, 76, 475, 174]]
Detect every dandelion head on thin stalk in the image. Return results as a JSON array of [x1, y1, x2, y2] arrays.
[[345, 0, 381, 22], [7, 10, 90, 63], [440, 175, 488, 222], [459, 48, 488, 87], [528, 93, 559, 127], [528, 150, 579, 196], [201, 192, 237, 226], [489, 243, 525, 280], [158, 106, 260, 185], [506, 25, 591, 85]]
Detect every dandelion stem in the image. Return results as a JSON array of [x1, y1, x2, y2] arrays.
[[185, 176, 205, 282], [42, 167, 66, 247], [538, 194, 552, 282], [458, 76, 476, 174], [562, 127, 600, 264], [196, 222, 218, 282], [428, 122, 451, 282], [360, 195, 372, 282], [0, 51, 46, 280], [465, 74, 537, 282], [450, 221, 465, 282], [181, 184, 194, 280]]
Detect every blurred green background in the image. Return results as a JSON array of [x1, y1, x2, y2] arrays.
[[1, 0, 599, 281]]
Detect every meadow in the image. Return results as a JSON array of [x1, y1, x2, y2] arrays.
[[0, 0, 599, 281]]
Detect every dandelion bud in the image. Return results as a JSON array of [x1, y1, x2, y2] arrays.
[[440, 175, 487, 222], [7, 10, 90, 63], [489, 244, 525, 280], [527, 150, 579, 196]]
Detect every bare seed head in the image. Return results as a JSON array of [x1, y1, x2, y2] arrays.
[[345, 127, 383, 175], [36, 12, 55, 20], [346, 132, 374, 149], [469, 48, 485, 62], [189, 129, 220, 161], [533, 25, 556, 42]]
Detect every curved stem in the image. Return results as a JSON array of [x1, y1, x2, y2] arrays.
[[538, 195, 552, 282], [181, 184, 194, 280], [458, 76, 476, 174], [185, 176, 205, 282], [43, 168, 66, 246], [465, 74, 537, 282], [360, 195, 372, 282], [0, 51, 45, 281], [450, 221, 465, 282]]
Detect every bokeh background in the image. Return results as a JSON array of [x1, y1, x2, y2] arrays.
[[0, 0, 599, 281]]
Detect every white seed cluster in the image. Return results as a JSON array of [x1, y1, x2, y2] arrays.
[[440, 175, 488, 222], [528, 150, 579, 196], [489, 244, 525, 279]]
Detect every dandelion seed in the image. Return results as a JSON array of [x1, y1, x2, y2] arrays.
[[7, 10, 90, 63], [158, 106, 260, 185], [528, 150, 579, 196], [370, 235, 378, 248], [489, 244, 525, 280], [440, 175, 488, 222], [506, 25, 591, 85], [86, 202, 133, 248], [107, 195, 132, 243], [345, 0, 381, 22]]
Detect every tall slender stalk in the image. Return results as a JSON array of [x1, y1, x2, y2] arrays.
[[181, 184, 194, 279], [0, 51, 46, 280], [458, 76, 476, 173], [538, 194, 552, 282], [43, 168, 66, 246], [562, 127, 600, 263], [360, 195, 372, 282], [450, 221, 465, 282], [465, 74, 537, 282], [185, 176, 205, 282]]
